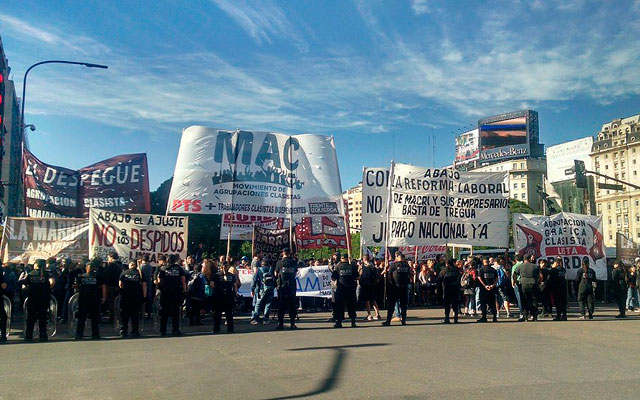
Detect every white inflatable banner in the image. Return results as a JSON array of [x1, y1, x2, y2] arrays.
[[237, 265, 332, 298]]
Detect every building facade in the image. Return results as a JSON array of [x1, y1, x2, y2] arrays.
[[591, 113, 640, 246], [0, 35, 23, 218], [342, 184, 362, 231], [472, 158, 547, 212]]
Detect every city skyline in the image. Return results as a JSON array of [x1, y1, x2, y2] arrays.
[[1, 0, 639, 190]]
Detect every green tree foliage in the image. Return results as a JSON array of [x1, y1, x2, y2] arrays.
[[508, 198, 538, 248]]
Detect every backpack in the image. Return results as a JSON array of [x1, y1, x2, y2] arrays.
[[262, 267, 275, 287], [460, 272, 471, 289], [497, 267, 508, 287]]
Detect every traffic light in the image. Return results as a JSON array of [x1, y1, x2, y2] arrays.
[[574, 159, 587, 189]]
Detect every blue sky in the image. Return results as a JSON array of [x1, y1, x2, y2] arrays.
[[1, 0, 639, 190]]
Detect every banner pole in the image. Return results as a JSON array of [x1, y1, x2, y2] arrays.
[[344, 213, 352, 260], [251, 223, 255, 258], [226, 214, 233, 259], [413, 245, 418, 305], [383, 161, 395, 309], [288, 136, 295, 254]]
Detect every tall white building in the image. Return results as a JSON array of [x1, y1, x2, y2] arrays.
[[591, 113, 640, 246], [342, 184, 362, 231]]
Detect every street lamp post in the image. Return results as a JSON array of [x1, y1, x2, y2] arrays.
[[17, 60, 108, 217], [20, 60, 108, 132]]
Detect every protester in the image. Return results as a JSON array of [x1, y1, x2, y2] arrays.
[[382, 251, 410, 326], [626, 265, 638, 312], [511, 255, 524, 319], [576, 259, 597, 320], [495, 257, 511, 318], [549, 257, 567, 321], [513, 255, 539, 322], [104, 253, 124, 324], [358, 255, 380, 321], [186, 264, 206, 326], [460, 261, 477, 316], [439, 259, 461, 324], [612, 261, 627, 318], [251, 259, 276, 325]]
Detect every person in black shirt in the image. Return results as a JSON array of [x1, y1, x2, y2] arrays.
[[477, 257, 498, 323], [439, 259, 461, 324], [548, 257, 567, 321], [539, 259, 552, 317], [75, 260, 106, 340], [276, 248, 298, 330], [156, 254, 187, 336], [611, 261, 627, 318], [576, 259, 597, 320], [0, 267, 7, 342], [382, 252, 410, 326], [59, 258, 79, 324], [119, 261, 146, 337], [332, 254, 359, 328], [212, 261, 237, 334], [19, 259, 55, 341], [359, 255, 381, 321], [104, 253, 124, 324]]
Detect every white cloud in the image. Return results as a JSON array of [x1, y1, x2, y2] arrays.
[[411, 0, 429, 15], [210, 0, 308, 51]]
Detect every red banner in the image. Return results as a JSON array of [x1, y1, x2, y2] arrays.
[[295, 216, 349, 249], [23, 149, 150, 218]]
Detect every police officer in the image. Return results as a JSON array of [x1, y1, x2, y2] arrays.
[[20, 259, 55, 341], [212, 261, 237, 334], [119, 261, 146, 337], [576, 258, 597, 320], [75, 260, 106, 340], [0, 266, 7, 342], [275, 248, 298, 330], [477, 257, 498, 323], [382, 251, 410, 326], [513, 255, 539, 322], [548, 257, 567, 321], [156, 254, 187, 336], [332, 253, 358, 328], [439, 258, 461, 324], [611, 261, 627, 318]]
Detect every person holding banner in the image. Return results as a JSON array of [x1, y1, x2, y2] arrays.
[[332, 254, 359, 328], [576, 259, 597, 320], [275, 248, 298, 331], [20, 259, 56, 342], [382, 252, 410, 327]]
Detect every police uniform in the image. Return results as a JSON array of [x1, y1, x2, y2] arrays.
[[515, 261, 539, 321], [332, 260, 358, 327], [22, 267, 52, 340], [384, 261, 410, 325], [576, 267, 597, 318], [0, 269, 7, 341], [548, 264, 567, 320], [75, 269, 104, 339], [478, 265, 498, 322], [611, 266, 627, 318], [119, 267, 144, 336], [212, 270, 236, 333], [439, 264, 461, 323], [157, 264, 186, 336], [276, 256, 298, 329]]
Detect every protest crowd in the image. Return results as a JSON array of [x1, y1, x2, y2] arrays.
[[2, 246, 638, 343]]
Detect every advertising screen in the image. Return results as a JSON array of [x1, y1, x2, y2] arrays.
[[478, 110, 538, 163], [454, 129, 479, 163]]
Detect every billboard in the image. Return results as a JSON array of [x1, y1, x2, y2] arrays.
[[454, 129, 479, 164], [478, 110, 538, 163], [546, 137, 593, 183]]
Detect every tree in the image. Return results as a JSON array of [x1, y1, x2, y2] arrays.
[[509, 198, 538, 248]]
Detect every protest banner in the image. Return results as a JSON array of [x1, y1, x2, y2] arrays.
[[78, 153, 151, 217], [616, 232, 640, 266], [23, 148, 79, 218], [372, 245, 447, 261], [513, 212, 606, 280], [387, 162, 510, 247], [253, 226, 292, 264], [23, 149, 151, 218], [89, 208, 188, 265], [220, 214, 288, 241], [1, 217, 88, 264], [167, 126, 344, 218], [361, 167, 389, 246], [236, 265, 332, 298], [295, 216, 348, 249]]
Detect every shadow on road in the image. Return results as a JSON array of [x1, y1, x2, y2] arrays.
[[262, 343, 389, 400]]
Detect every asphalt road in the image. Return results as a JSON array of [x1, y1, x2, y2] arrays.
[[2, 305, 640, 399]]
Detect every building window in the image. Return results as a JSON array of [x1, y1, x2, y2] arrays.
[[520, 162, 524, 169], [605, 154, 608, 159], [636, 215, 639, 222], [625, 200, 629, 208], [598, 204, 602, 213], [521, 193, 526, 200], [608, 204, 611, 210], [605, 165, 609, 170], [636, 200, 639, 207], [609, 218, 612, 225], [513, 163, 517, 169], [617, 215, 622, 224], [521, 183, 525, 189], [513, 183, 518, 189], [617, 201, 621, 208], [610, 234, 613, 240]]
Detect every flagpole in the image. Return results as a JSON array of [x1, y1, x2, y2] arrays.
[[288, 136, 295, 253], [251, 223, 255, 258], [383, 160, 395, 309], [226, 214, 233, 259]]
